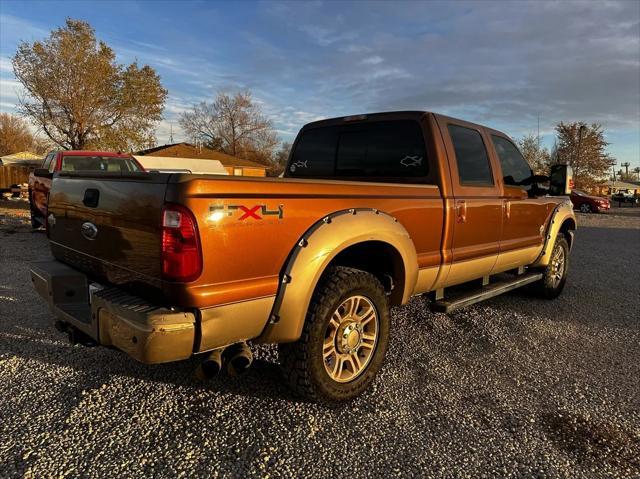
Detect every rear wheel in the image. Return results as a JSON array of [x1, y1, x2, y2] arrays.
[[279, 266, 390, 405], [579, 203, 591, 213], [532, 236, 569, 299]]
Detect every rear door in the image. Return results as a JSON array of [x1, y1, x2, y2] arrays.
[[437, 116, 503, 286]]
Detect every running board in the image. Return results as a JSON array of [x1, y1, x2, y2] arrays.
[[430, 272, 543, 313]]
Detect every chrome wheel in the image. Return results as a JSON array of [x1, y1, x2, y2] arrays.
[[549, 244, 566, 288], [580, 203, 591, 213], [323, 295, 379, 383]]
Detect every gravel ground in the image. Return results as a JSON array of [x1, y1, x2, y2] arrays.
[[0, 201, 639, 478]]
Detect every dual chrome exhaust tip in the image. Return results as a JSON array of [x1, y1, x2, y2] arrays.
[[197, 342, 253, 379]]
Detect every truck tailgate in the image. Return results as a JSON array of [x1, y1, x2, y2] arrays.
[[47, 172, 170, 298]]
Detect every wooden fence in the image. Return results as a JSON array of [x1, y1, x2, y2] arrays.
[[0, 165, 35, 189]]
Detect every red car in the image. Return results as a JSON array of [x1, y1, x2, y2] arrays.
[[28, 150, 144, 228], [570, 190, 610, 213]]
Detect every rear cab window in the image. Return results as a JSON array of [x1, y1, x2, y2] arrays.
[[287, 120, 430, 183], [60, 155, 141, 173], [448, 125, 493, 186]]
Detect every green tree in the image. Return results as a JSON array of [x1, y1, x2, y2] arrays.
[[553, 122, 612, 189], [517, 134, 551, 175], [12, 18, 167, 151]]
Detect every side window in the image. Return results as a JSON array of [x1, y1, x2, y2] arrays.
[[448, 125, 493, 186], [491, 135, 533, 191]]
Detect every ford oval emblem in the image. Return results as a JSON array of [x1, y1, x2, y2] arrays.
[[81, 222, 98, 240]]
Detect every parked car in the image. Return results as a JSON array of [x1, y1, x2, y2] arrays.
[[570, 190, 610, 213], [28, 151, 144, 228], [30, 111, 576, 404]]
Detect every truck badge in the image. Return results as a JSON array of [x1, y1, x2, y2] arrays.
[[208, 204, 284, 222]]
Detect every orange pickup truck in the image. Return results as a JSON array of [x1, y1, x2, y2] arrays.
[[30, 111, 576, 403]]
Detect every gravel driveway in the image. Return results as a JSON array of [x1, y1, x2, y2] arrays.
[[1, 203, 638, 478]]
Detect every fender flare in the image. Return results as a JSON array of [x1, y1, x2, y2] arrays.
[[256, 208, 418, 343], [531, 199, 576, 267]]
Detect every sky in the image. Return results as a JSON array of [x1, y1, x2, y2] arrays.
[[0, 0, 639, 169]]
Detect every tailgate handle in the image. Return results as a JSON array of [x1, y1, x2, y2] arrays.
[[83, 189, 100, 208]]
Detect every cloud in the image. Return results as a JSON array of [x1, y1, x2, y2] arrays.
[[361, 56, 383, 65]]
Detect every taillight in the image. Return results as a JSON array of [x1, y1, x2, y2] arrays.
[[161, 203, 202, 282]]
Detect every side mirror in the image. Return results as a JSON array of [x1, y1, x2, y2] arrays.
[[549, 164, 574, 196], [34, 168, 54, 179], [532, 174, 550, 184]]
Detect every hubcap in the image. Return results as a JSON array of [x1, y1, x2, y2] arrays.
[[323, 295, 378, 383], [550, 244, 565, 288]]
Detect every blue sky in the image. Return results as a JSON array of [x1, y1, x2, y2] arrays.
[[1, 0, 639, 169]]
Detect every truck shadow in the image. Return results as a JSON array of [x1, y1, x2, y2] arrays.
[[0, 329, 303, 404]]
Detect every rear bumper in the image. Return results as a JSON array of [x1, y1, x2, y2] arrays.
[[30, 261, 195, 364]]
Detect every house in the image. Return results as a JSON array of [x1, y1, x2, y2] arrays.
[[0, 151, 43, 189], [593, 180, 640, 197], [0, 151, 42, 167], [135, 143, 268, 176]]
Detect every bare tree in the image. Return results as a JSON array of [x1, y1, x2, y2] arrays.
[[517, 134, 551, 175], [553, 122, 612, 189], [269, 141, 291, 176], [0, 113, 50, 156], [179, 91, 278, 165], [12, 18, 167, 151]]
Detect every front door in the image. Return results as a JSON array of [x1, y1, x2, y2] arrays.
[[437, 117, 503, 287], [488, 134, 553, 273]]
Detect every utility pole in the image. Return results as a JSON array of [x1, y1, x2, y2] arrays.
[[576, 124, 586, 168], [537, 113, 540, 148], [169, 123, 174, 144]]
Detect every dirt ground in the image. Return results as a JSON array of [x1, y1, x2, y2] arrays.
[[0, 198, 638, 478]]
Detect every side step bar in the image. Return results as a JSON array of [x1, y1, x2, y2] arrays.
[[430, 272, 543, 313]]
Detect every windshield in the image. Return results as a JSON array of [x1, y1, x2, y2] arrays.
[[573, 190, 586, 196], [60, 155, 141, 173]]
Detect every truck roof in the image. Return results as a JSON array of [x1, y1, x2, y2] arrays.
[[301, 110, 509, 139], [54, 150, 133, 157]]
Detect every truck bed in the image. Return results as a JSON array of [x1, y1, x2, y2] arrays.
[[48, 172, 444, 308]]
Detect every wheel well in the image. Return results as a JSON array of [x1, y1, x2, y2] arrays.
[[559, 218, 576, 249], [328, 241, 406, 306]]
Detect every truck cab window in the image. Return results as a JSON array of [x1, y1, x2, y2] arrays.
[[491, 135, 533, 191], [288, 120, 428, 181], [448, 125, 493, 186]]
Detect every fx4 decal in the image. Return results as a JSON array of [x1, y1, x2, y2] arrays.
[[209, 204, 284, 221]]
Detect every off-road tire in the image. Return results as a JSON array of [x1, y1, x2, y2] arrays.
[[279, 266, 390, 405], [531, 235, 569, 299]]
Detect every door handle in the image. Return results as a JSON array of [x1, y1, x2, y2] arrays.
[[504, 200, 511, 219], [456, 200, 467, 223]]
